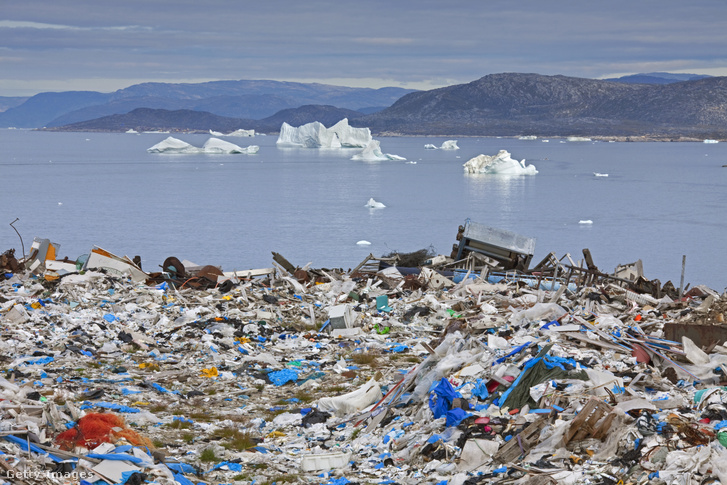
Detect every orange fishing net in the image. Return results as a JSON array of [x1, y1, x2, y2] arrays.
[[55, 412, 153, 450]]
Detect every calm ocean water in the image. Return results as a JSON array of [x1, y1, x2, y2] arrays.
[[1, 129, 725, 291]]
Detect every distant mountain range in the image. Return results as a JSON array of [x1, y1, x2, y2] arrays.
[[0, 80, 414, 129], [603, 72, 712, 84], [352, 73, 727, 138], [51, 105, 365, 134], [17, 72, 727, 139]]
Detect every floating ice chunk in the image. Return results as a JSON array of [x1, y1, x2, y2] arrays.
[[352, 140, 406, 161], [209, 129, 224, 136], [276, 118, 371, 148], [593, 172, 609, 177], [202, 137, 259, 154], [227, 129, 255, 137], [440, 140, 459, 150], [356, 240, 372, 246], [146, 136, 199, 154], [579, 220, 593, 224], [364, 198, 386, 209], [125, 129, 138, 134], [703, 139, 719, 144], [424, 144, 437, 149], [147, 136, 258, 154], [567, 136, 592, 142], [462, 150, 537, 175], [519, 135, 537, 140]]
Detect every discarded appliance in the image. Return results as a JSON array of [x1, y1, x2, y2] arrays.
[[327, 304, 356, 331], [452, 220, 536, 271]]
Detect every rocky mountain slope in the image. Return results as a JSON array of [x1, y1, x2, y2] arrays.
[[354, 73, 727, 138]]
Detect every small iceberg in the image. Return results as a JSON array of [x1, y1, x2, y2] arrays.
[[227, 129, 255, 137], [567, 136, 592, 142], [202, 137, 259, 154], [704, 139, 719, 144], [424, 144, 438, 149], [125, 129, 138, 134], [356, 240, 372, 246], [519, 135, 537, 140], [463, 150, 538, 175], [352, 140, 405, 161], [440, 140, 459, 150], [147, 136, 258, 154], [579, 220, 593, 224], [593, 172, 609, 177], [147, 136, 199, 154], [364, 198, 386, 209]]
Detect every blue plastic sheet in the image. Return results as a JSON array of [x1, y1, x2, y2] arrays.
[[209, 461, 243, 472], [268, 369, 298, 386], [428, 378, 459, 419], [86, 453, 144, 464], [173, 473, 196, 485], [471, 378, 490, 400], [22, 356, 54, 366], [445, 408, 470, 427], [165, 462, 197, 474], [80, 401, 140, 413], [3, 435, 64, 462]]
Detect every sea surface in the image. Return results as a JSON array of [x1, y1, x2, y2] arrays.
[[1, 129, 726, 291]]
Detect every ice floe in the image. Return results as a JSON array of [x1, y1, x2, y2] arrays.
[[356, 240, 372, 246], [276, 118, 371, 148], [227, 129, 255, 137], [518, 135, 537, 140], [351, 140, 406, 161], [147, 136, 259, 154], [462, 150, 538, 175], [579, 220, 594, 224], [424, 140, 459, 150], [704, 139, 719, 144], [364, 198, 386, 209], [202, 137, 259, 154], [567, 136, 592, 142], [594, 172, 609, 177]]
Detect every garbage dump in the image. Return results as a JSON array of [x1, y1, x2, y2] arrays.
[[1, 224, 727, 485]]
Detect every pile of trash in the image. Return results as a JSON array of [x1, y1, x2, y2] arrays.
[[1, 237, 727, 485]]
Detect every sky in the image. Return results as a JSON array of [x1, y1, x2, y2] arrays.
[[1, 0, 726, 97]]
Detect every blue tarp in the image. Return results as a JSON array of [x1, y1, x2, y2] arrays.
[[428, 378, 459, 419]]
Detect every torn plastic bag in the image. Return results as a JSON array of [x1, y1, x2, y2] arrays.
[[316, 376, 382, 417], [429, 378, 459, 419]]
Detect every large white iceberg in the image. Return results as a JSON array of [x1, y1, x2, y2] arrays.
[[276, 118, 371, 148], [351, 140, 406, 161], [463, 150, 538, 175], [147, 136, 258, 154]]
